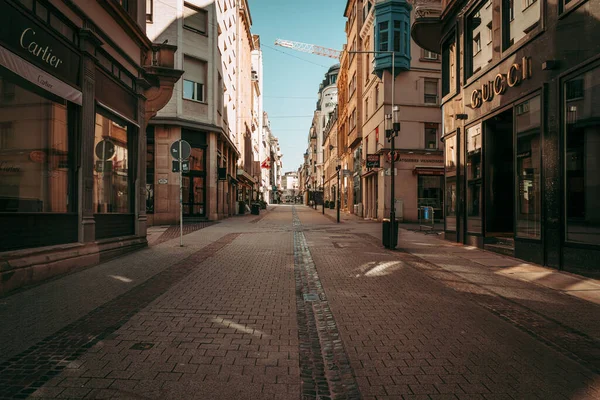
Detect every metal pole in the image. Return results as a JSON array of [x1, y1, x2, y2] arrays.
[[179, 140, 183, 247], [322, 174, 325, 215], [389, 57, 396, 249], [337, 169, 340, 223]]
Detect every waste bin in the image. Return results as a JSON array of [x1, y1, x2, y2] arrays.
[[251, 203, 260, 215], [382, 218, 399, 249]]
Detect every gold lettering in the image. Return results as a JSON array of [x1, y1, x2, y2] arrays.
[[494, 74, 507, 95], [19, 27, 63, 69], [471, 89, 483, 108], [507, 64, 522, 87], [482, 81, 494, 102]]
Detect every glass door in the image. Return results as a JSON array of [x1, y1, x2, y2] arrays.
[[183, 174, 205, 217]]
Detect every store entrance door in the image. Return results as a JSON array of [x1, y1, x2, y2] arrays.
[[484, 109, 514, 238], [182, 173, 206, 217]]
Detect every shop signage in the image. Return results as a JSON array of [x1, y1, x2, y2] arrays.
[[366, 154, 380, 168], [471, 57, 532, 109], [517, 150, 532, 159], [0, 0, 80, 88], [0, 161, 21, 173], [158, 178, 168, 184], [399, 158, 443, 163]]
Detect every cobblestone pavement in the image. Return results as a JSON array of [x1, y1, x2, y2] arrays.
[[0, 205, 599, 399]]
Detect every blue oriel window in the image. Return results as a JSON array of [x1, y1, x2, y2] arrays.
[[379, 21, 389, 52]]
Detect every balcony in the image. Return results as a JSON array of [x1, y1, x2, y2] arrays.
[[410, 0, 442, 53]]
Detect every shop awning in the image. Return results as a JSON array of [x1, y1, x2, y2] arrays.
[[237, 169, 255, 186], [413, 166, 444, 176]]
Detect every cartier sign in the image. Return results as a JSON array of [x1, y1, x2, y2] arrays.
[[0, 0, 80, 87], [471, 57, 531, 109]]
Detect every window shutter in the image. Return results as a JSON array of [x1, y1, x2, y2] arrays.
[[184, 57, 206, 85], [183, 4, 207, 34]]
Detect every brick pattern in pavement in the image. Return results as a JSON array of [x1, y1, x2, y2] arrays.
[[0, 233, 239, 399], [297, 207, 600, 400], [28, 209, 300, 399], [292, 207, 360, 399], [150, 222, 216, 246]]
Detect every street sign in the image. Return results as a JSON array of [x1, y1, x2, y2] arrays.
[[342, 169, 352, 177], [95, 139, 115, 161], [366, 154, 380, 168], [172, 160, 190, 172], [170, 140, 191, 160], [95, 160, 112, 173]]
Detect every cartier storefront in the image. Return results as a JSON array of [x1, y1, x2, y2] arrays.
[[0, 0, 181, 294]]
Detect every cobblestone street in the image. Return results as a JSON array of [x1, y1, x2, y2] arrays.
[[1, 205, 599, 399]]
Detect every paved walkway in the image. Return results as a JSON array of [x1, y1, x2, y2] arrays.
[[0, 205, 598, 399]]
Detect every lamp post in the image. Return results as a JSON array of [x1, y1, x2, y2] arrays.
[[335, 165, 341, 223], [322, 174, 325, 215], [348, 49, 398, 248], [307, 183, 311, 207]]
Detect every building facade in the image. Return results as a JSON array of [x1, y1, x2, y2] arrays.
[[412, 0, 600, 274], [0, 0, 181, 294]]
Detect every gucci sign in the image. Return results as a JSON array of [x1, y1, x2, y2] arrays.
[[471, 57, 532, 109]]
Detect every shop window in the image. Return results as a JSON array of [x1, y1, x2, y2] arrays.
[[146, 126, 154, 214], [184, 3, 208, 35], [0, 77, 15, 102], [441, 34, 456, 97], [466, 2, 493, 78], [565, 65, 600, 244], [445, 134, 458, 231], [425, 123, 438, 149], [93, 112, 131, 213], [467, 124, 482, 233], [418, 175, 443, 211], [516, 95, 541, 239], [502, 0, 540, 51], [0, 80, 71, 213], [424, 79, 438, 104]]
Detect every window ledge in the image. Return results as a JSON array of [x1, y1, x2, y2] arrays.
[[183, 98, 208, 105], [419, 58, 441, 63]]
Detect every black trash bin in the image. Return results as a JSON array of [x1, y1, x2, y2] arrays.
[[251, 203, 260, 215], [382, 218, 399, 249]]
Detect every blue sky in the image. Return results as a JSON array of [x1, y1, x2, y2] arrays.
[[249, 0, 347, 173]]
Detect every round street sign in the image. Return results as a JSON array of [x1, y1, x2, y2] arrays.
[[170, 140, 191, 160], [95, 139, 116, 161]]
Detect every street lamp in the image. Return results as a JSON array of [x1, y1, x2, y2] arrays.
[[386, 107, 400, 249], [335, 165, 341, 223], [348, 49, 399, 249], [322, 174, 325, 215]]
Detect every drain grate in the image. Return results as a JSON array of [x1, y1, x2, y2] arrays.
[[303, 293, 319, 302]]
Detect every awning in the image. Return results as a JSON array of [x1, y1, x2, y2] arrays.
[[237, 168, 255, 186], [413, 166, 444, 176]]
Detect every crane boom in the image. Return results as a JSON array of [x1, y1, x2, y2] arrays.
[[274, 39, 341, 59]]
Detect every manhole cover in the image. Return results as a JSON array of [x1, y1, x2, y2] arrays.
[[303, 293, 319, 302], [130, 342, 154, 350]]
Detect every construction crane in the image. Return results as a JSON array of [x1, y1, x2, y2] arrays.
[[274, 39, 341, 59]]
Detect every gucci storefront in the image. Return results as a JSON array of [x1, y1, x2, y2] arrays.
[[0, 0, 181, 294], [432, 0, 600, 275]]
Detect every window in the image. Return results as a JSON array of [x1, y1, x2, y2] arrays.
[[375, 85, 379, 109], [183, 3, 207, 35], [487, 22, 493, 44], [94, 112, 131, 213], [422, 49, 439, 60], [516, 95, 541, 239], [146, 126, 154, 213], [146, 0, 153, 22], [466, 2, 493, 77], [183, 56, 207, 102], [365, 51, 370, 81], [0, 77, 71, 213], [393, 20, 401, 52], [445, 134, 458, 231], [502, 0, 540, 51], [365, 98, 369, 120], [441, 35, 456, 97], [565, 66, 600, 244], [466, 123, 482, 233], [425, 123, 438, 149], [378, 21, 389, 52], [418, 175, 443, 212], [424, 79, 438, 104]]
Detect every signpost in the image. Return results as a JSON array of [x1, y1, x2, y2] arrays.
[[170, 140, 191, 247]]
